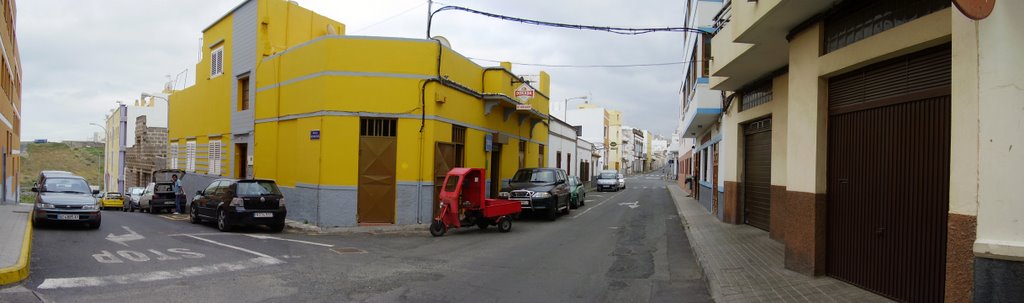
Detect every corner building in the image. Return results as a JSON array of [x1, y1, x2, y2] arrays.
[[169, 0, 550, 228]]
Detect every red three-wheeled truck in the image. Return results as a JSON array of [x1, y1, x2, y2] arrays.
[[430, 168, 522, 237]]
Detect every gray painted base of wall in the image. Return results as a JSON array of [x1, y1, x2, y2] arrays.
[[281, 182, 434, 228], [974, 257, 1024, 302], [696, 185, 726, 221]]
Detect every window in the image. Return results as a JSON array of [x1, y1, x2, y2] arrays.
[[186, 141, 196, 172], [538, 145, 544, 167], [169, 143, 179, 169], [567, 153, 572, 176], [210, 47, 224, 78], [237, 76, 250, 111], [701, 33, 712, 78], [556, 151, 562, 168], [360, 118, 397, 137], [208, 140, 221, 175], [823, 0, 949, 54], [740, 80, 773, 111]]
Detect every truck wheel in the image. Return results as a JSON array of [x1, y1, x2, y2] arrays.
[[430, 220, 446, 237], [477, 221, 489, 230], [498, 218, 512, 233]]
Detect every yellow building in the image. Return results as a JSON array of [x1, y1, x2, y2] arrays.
[[606, 109, 622, 172], [0, 1, 19, 202], [168, 0, 550, 227]]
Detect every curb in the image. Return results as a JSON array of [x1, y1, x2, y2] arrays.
[[284, 219, 429, 235], [665, 184, 722, 303], [0, 211, 33, 286]]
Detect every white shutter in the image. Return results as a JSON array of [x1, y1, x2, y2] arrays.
[[210, 47, 224, 78], [186, 141, 196, 172], [209, 141, 221, 175], [169, 143, 178, 169]]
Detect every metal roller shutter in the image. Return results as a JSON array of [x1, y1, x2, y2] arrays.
[[743, 117, 772, 231]]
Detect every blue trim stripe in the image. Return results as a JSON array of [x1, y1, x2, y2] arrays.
[[695, 108, 722, 115], [696, 134, 723, 151], [697, 77, 709, 84], [698, 0, 724, 3], [698, 26, 716, 33], [699, 181, 713, 188]]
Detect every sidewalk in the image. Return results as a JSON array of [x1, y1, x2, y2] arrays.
[[666, 184, 891, 302], [0, 203, 33, 286]]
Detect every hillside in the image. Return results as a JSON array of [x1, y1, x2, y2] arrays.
[[19, 142, 104, 200]]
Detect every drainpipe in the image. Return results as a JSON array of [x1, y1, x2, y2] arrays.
[[417, 40, 443, 224]]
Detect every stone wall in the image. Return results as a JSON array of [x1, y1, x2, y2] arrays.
[[125, 116, 167, 188]]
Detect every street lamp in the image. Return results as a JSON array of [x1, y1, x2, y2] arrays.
[[88, 123, 107, 192], [564, 96, 588, 121]]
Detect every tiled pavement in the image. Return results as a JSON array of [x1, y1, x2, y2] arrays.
[[0, 203, 32, 286], [666, 184, 892, 303]]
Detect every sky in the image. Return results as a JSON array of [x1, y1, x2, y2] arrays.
[[18, 0, 690, 142]]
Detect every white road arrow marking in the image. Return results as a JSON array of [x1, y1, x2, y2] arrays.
[[105, 226, 144, 247], [618, 201, 640, 209]]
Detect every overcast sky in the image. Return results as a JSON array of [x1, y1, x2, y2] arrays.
[[18, 0, 689, 142]]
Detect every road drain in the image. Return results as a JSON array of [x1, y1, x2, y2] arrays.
[[331, 247, 367, 254]]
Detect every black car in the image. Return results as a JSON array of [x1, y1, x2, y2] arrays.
[[32, 171, 102, 228], [190, 179, 287, 232], [502, 168, 571, 221]]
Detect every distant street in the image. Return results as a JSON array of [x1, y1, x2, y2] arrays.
[[23, 175, 709, 303]]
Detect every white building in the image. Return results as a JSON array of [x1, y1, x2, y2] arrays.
[[566, 104, 608, 172], [547, 117, 580, 177]]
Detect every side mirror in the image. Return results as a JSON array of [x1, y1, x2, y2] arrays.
[[556, 180, 566, 185], [196, 190, 203, 196], [92, 190, 100, 195], [31, 187, 38, 192]]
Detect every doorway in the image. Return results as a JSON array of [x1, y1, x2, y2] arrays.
[[358, 118, 398, 224], [235, 143, 248, 179]]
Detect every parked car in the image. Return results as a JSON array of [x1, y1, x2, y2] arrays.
[[568, 176, 586, 209], [618, 173, 626, 190], [31, 171, 102, 228], [142, 169, 185, 214], [190, 179, 287, 232], [501, 168, 571, 221], [99, 192, 124, 210], [596, 170, 620, 192], [123, 187, 144, 212]]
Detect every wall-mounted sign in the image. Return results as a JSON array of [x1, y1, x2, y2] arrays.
[[514, 84, 535, 102], [516, 104, 532, 111], [610, 142, 618, 147], [953, 0, 995, 20], [310, 129, 321, 140], [485, 134, 493, 152]]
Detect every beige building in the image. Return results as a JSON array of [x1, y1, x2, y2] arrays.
[[702, 0, 1022, 301]]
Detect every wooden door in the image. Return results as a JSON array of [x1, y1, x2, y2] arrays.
[[358, 119, 398, 224]]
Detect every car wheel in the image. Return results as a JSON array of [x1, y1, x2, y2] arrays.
[[217, 210, 232, 232], [88, 220, 101, 229], [189, 205, 201, 224], [268, 223, 285, 233], [429, 220, 446, 237], [570, 195, 578, 209], [546, 204, 558, 221], [497, 218, 512, 233], [580, 193, 586, 206], [561, 198, 571, 215]]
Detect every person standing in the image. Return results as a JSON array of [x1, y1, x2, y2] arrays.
[[171, 174, 185, 215]]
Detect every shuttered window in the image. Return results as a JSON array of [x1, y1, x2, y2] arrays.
[[186, 141, 196, 172], [208, 140, 221, 175], [210, 47, 224, 78], [169, 143, 179, 169]]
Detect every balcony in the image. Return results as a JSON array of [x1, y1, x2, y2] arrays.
[[680, 79, 722, 138], [709, 0, 834, 91]]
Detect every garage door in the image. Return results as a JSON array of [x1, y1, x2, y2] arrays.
[[826, 45, 950, 303], [743, 117, 771, 231]]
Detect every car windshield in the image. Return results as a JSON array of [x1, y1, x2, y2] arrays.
[[511, 170, 556, 183], [42, 178, 91, 194], [599, 173, 617, 179], [129, 188, 144, 195], [236, 181, 283, 196]]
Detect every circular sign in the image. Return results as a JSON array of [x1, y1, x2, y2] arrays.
[[610, 142, 618, 147], [954, 0, 995, 20]]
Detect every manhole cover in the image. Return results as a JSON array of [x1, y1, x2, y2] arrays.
[[331, 247, 367, 254]]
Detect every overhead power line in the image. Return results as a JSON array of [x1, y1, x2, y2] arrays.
[[466, 57, 706, 68], [427, 5, 706, 37], [351, 1, 430, 34]]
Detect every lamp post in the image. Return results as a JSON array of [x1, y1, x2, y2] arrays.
[[89, 123, 107, 192], [564, 96, 588, 121]]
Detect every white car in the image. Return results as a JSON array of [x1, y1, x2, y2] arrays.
[[617, 174, 626, 190]]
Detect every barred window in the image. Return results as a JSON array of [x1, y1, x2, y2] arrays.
[[740, 81, 773, 111], [824, 0, 949, 54], [360, 118, 397, 137], [452, 125, 465, 167]]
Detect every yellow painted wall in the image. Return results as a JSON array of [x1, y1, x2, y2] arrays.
[[168, 14, 233, 152]]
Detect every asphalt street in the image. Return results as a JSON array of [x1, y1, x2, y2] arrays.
[[11, 174, 710, 303]]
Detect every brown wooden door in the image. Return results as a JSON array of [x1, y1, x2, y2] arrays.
[[712, 144, 719, 214], [743, 118, 772, 231], [433, 143, 457, 217], [358, 119, 398, 224], [826, 45, 950, 303]]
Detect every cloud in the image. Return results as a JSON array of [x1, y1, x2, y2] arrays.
[[20, 0, 688, 140]]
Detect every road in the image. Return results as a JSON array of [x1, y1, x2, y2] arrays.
[[14, 174, 710, 303]]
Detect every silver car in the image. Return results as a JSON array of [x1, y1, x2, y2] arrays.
[[596, 170, 620, 192]]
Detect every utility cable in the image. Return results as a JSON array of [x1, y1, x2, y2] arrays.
[[466, 57, 706, 68], [351, 1, 430, 34], [428, 5, 707, 37]]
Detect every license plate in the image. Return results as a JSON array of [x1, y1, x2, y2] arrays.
[[253, 212, 273, 218], [520, 201, 529, 206], [165, 201, 175, 205], [57, 214, 79, 220]]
